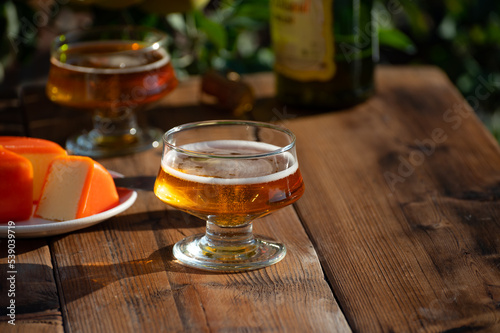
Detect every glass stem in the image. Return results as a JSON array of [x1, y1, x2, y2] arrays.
[[200, 222, 256, 255], [92, 108, 138, 137], [87, 108, 142, 147]]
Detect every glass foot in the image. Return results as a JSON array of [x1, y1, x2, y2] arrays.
[[66, 126, 163, 158], [173, 233, 287, 272]]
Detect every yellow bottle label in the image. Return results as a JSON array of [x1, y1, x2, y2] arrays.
[[271, 0, 335, 81]]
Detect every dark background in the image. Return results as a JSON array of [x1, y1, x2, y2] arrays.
[[1, 0, 499, 139]]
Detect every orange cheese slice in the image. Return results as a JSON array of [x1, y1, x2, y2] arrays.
[[0, 137, 67, 203], [34, 156, 120, 221], [0, 146, 33, 222]]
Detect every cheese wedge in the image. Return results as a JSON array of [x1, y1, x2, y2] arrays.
[[0, 146, 33, 222], [0, 137, 67, 203], [34, 156, 120, 221]]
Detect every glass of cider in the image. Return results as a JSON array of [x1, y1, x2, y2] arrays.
[[46, 26, 178, 157], [154, 120, 305, 271]]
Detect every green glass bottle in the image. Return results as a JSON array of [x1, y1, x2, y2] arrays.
[[270, 0, 375, 109]]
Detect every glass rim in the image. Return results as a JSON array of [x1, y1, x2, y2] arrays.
[[51, 25, 168, 53], [50, 25, 171, 74], [162, 120, 297, 159]]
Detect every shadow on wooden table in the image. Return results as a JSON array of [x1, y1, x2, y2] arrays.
[[0, 263, 58, 316], [0, 244, 195, 314], [54, 242, 231, 305], [0, 210, 217, 317], [43, 208, 228, 305], [97, 209, 205, 232]]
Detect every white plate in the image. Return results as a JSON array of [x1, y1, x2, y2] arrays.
[[0, 172, 138, 238]]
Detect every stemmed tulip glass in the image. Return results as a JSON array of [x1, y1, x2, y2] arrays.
[[154, 120, 305, 271], [46, 26, 178, 157]]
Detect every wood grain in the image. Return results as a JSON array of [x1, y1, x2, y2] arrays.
[[286, 66, 500, 332]]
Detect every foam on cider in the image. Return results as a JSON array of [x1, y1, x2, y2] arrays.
[[161, 140, 298, 185]]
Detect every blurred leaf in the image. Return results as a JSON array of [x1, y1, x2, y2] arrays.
[[397, 0, 431, 37], [4, 1, 18, 38], [485, 20, 500, 44], [166, 13, 186, 32], [236, 30, 258, 57], [378, 27, 416, 54], [257, 47, 274, 68], [231, 0, 270, 22], [1, 1, 36, 63], [193, 9, 227, 50], [225, 15, 267, 30], [438, 15, 457, 40], [469, 25, 486, 44], [444, 0, 464, 17]]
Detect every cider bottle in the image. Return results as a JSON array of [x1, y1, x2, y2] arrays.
[[270, 0, 376, 109]]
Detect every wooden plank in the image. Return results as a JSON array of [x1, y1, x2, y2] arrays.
[[286, 66, 500, 332], [49, 148, 351, 332], [0, 238, 63, 332]]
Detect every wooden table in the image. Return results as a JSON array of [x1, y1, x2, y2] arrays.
[[1, 66, 500, 332]]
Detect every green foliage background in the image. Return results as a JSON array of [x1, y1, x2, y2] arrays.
[[1, 0, 499, 139]]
